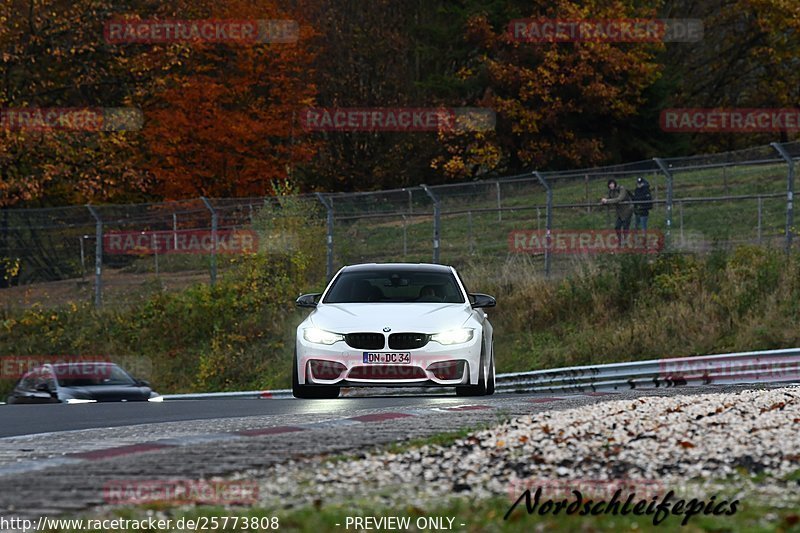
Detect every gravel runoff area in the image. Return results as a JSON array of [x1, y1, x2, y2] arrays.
[[251, 386, 800, 511]]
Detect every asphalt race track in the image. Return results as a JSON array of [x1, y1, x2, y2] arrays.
[[0, 384, 789, 521], [0, 394, 500, 438]]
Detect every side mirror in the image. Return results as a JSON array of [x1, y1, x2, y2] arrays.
[[35, 382, 52, 393], [296, 293, 322, 308], [137, 379, 151, 388], [469, 293, 496, 309]]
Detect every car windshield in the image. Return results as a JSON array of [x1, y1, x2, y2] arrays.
[[323, 270, 465, 304], [52, 364, 137, 387]]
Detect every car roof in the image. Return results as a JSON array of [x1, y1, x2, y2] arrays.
[[340, 263, 454, 273], [49, 362, 117, 368]]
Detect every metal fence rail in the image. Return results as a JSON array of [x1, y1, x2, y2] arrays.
[[495, 347, 800, 394], [161, 347, 800, 400], [1, 141, 799, 308]]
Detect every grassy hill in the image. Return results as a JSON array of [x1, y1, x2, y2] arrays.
[[2, 245, 798, 398], [331, 160, 790, 269], [1, 158, 796, 396]]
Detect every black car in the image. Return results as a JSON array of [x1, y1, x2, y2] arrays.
[[6, 362, 161, 404]]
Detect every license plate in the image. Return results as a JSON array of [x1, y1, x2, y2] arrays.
[[362, 352, 411, 364]]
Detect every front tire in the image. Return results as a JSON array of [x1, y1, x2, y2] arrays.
[[292, 354, 340, 399], [456, 342, 492, 397], [486, 347, 495, 396]]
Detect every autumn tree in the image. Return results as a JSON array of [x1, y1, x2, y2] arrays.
[[0, 0, 175, 283], [142, 0, 318, 199], [0, 0, 177, 209], [298, 0, 669, 186], [662, 0, 800, 150], [295, 0, 529, 190], [430, 1, 664, 178]]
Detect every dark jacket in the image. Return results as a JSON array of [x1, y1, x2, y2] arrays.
[[632, 180, 652, 216], [605, 185, 633, 220]]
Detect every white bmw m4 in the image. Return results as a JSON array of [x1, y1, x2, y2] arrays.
[[293, 263, 496, 399]]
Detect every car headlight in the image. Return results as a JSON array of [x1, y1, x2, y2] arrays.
[[303, 327, 345, 345], [65, 398, 97, 404], [431, 328, 474, 345], [148, 395, 164, 403]]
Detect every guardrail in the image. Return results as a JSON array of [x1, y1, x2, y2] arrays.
[[495, 347, 800, 394], [162, 347, 800, 400]]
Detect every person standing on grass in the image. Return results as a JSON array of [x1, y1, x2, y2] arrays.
[[601, 179, 633, 249], [633, 177, 653, 231]]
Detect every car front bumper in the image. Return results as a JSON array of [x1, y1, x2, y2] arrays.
[[296, 334, 482, 387]]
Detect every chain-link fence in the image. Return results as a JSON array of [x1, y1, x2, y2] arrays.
[[1, 141, 797, 308]]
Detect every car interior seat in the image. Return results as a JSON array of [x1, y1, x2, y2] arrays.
[[418, 284, 443, 302]]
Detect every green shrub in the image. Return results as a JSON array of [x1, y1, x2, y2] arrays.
[[463, 248, 800, 372], [0, 198, 325, 397], [2, 246, 799, 397]]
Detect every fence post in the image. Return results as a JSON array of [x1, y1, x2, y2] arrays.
[[152, 232, 159, 276], [401, 214, 407, 258], [771, 142, 794, 253], [86, 205, 103, 307], [200, 197, 217, 286], [79, 236, 86, 281], [315, 192, 334, 280], [653, 158, 674, 250], [585, 174, 590, 214], [173, 213, 178, 250], [495, 181, 502, 221], [421, 184, 440, 263], [757, 196, 763, 245], [467, 210, 473, 254], [652, 172, 658, 206], [533, 171, 552, 277], [723, 164, 729, 196]]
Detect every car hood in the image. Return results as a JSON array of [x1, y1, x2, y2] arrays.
[[62, 385, 152, 402], [309, 303, 473, 333]]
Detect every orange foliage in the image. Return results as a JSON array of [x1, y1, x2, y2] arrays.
[[143, 0, 319, 199]]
